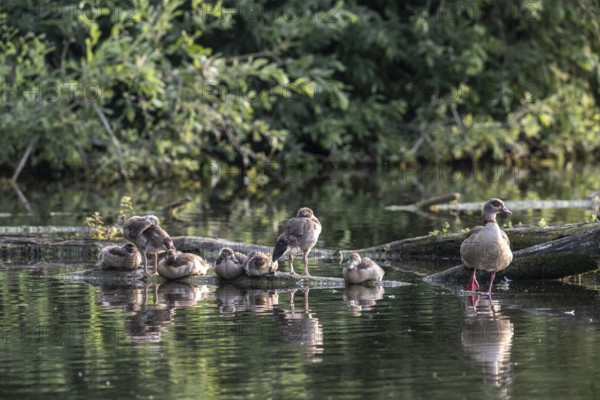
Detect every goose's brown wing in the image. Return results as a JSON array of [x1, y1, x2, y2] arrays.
[[171, 253, 198, 268], [356, 257, 377, 270], [234, 252, 248, 264], [145, 225, 174, 250], [123, 216, 154, 239], [106, 245, 131, 257]]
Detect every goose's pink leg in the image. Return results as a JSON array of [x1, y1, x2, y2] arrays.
[[467, 268, 479, 292], [482, 272, 497, 296]]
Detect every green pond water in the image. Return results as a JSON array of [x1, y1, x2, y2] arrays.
[[1, 164, 600, 399]]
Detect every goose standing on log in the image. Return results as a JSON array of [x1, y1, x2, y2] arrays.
[[272, 207, 322, 277], [123, 215, 174, 276], [460, 198, 513, 295]]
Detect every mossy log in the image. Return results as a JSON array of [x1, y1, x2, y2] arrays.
[[2, 221, 599, 281], [353, 222, 600, 266], [171, 236, 341, 262], [2, 223, 595, 264], [61, 268, 409, 290], [426, 223, 600, 284]]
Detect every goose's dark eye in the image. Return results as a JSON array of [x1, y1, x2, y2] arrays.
[[492, 201, 501, 207]]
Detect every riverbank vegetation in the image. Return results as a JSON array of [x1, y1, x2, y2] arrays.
[[2, 1, 600, 181]]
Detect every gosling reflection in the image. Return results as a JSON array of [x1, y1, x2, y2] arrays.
[[274, 288, 323, 363], [96, 282, 210, 342], [215, 284, 249, 315], [98, 285, 144, 312], [462, 295, 513, 397], [125, 284, 174, 343], [343, 285, 384, 316], [247, 289, 279, 314], [158, 281, 210, 308], [214, 286, 280, 315]]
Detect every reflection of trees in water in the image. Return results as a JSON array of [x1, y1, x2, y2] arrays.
[[462, 295, 513, 398], [343, 285, 384, 316], [273, 289, 323, 363]]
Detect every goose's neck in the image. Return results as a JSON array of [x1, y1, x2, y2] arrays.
[[482, 213, 497, 226]]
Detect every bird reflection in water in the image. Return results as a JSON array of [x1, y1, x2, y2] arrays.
[[126, 283, 212, 342], [215, 284, 249, 315], [158, 281, 210, 308], [96, 283, 168, 342], [124, 284, 173, 343], [462, 295, 514, 398], [343, 285, 384, 316], [273, 288, 323, 363], [247, 289, 279, 314], [98, 284, 144, 312]]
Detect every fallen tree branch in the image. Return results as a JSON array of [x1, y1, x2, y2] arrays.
[[2, 222, 599, 280], [386, 192, 600, 213], [385, 192, 461, 212], [162, 197, 192, 220]]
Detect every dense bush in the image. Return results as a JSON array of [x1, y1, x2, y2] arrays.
[[1, 1, 599, 180]]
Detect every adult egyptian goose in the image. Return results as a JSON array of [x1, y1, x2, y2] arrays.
[[123, 215, 174, 275], [244, 251, 279, 277], [272, 207, 322, 276], [460, 198, 513, 294], [97, 243, 142, 270], [157, 249, 211, 280], [214, 247, 248, 280], [342, 252, 385, 284]]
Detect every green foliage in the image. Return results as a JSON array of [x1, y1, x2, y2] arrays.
[[2, 1, 600, 179], [85, 195, 133, 239], [85, 211, 118, 240], [118, 195, 134, 223], [428, 221, 451, 236]]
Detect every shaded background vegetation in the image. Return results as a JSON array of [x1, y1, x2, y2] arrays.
[[2, 0, 600, 180]]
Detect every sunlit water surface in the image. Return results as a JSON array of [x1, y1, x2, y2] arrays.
[[1, 164, 599, 399]]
